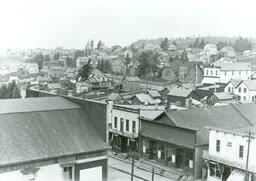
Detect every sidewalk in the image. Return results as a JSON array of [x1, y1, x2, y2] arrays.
[[108, 154, 174, 181]]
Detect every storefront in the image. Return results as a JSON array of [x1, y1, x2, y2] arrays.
[[141, 136, 194, 171], [109, 132, 138, 155]]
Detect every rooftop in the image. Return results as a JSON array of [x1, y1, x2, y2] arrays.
[[167, 88, 192, 97], [0, 97, 109, 166], [0, 97, 80, 114]]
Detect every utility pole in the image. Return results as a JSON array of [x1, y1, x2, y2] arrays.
[[131, 155, 135, 181], [152, 166, 155, 181], [245, 130, 254, 181]]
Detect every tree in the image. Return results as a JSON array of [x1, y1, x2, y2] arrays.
[[32, 54, 44, 70], [90, 40, 94, 49], [97, 60, 112, 73], [54, 52, 60, 60], [66, 56, 75, 67], [75, 50, 85, 60], [0, 81, 21, 99], [160, 38, 169, 52], [199, 39, 206, 49], [136, 50, 160, 77], [97, 40, 103, 50], [232, 37, 252, 52], [181, 50, 189, 62], [77, 59, 92, 81]]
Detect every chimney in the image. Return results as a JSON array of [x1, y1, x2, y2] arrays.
[[155, 104, 159, 110], [166, 99, 171, 111]]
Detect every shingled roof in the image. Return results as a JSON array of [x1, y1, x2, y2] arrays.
[[0, 97, 109, 166]]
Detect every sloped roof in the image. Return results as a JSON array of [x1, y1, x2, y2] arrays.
[[213, 92, 234, 100], [229, 79, 242, 88], [0, 98, 109, 166], [167, 88, 192, 97], [240, 80, 256, 90], [0, 97, 80, 114], [140, 110, 164, 121], [147, 90, 161, 98], [47, 83, 61, 89], [153, 104, 255, 145], [124, 76, 141, 82], [134, 93, 161, 104], [214, 62, 252, 71], [107, 93, 123, 101]]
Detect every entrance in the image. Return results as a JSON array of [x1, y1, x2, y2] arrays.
[[176, 148, 185, 168], [149, 140, 157, 160]]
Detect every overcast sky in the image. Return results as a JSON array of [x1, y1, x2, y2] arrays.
[[0, 0, 255, 49]]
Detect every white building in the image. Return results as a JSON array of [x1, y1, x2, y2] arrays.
[[202, 62, 252, 84], [109, 104, 163, 154], [204, 44, 218, 57], [76, 57, 89, 68], [220, 46, 236, 57], [224, 79, 242, 93], [203, 126, 256, 181], [23, 63, 39, 74], [233, 80, 256, 103]]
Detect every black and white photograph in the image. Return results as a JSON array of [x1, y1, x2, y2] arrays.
[[0, 0, 256, 180]]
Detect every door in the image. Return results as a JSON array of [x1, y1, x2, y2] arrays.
[[176, 148, 185, 168], [149, 141, 157, 160]]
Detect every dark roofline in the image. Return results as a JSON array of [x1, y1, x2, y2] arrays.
[[0, 147, 109, 169], [0, 107, 82, 116]]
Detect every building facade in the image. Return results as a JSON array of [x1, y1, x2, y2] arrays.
[[203, 127, 256, 181]]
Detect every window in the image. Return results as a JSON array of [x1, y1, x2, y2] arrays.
[[211, 70, 213, 75], [216, 140, 220, 152], [225, 71, 227, 76], [209, 163, 221, 178], [114, 117, 117, 128], [120, 118, 124, 132], [246, 71, 248, 75], [228, 87, 231, 93], [232, 71, 234, 76], [239, 87, 241, 93], [243, 96, 246, 101], [215, 70, 218, 76], [252, 97, 255, 102], [132, 121, 136, 133], [126, 119, 129, 132], [239, 71, 241, 75], [244, 88, 247, 93], [238, 96, 241, 101], [227, 142, 232, 147], [239, 145, 244, 158], [206, 70, 209, 75], [64, 166, 73, 181]]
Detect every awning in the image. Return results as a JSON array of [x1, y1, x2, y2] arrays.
[[226, 170, 245, 181]]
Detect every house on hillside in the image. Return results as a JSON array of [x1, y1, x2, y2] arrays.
[[45, 82, 62, 93], [161, 61, 203, 84], [119, 76, 141, 92], [111, 59, 126, 75], [220, 46, 236, 57], [204, 44, 218, 57], [0, 97, 109, 181], [106, 93, 124, 104], [203, 126, 256, 181], [48, 66, 64, 80], [88, 69, 111, 88], [140, 104, 256, 178]]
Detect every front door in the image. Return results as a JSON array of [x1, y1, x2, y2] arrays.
[[149, 141, 157, 160], [176, 148, 185, 168], [120, 119, 124, 132]]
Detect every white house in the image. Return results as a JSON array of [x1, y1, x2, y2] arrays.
[[204, 44, 218, 57], [202, 62, 252, 84], [233, 80, 256, 103], [203, 126, 256, 181], [224, 79, 242, 93], [23, 63, 39, 74], [76, 57, 89, 68], [220, 46, 235, 57]]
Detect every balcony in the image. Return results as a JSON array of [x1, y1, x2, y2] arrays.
[[109, 127, 138, 138], [203, 150, 256, 173]]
